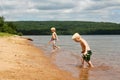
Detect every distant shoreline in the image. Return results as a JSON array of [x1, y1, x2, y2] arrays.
[[10, 21, 120, 35]]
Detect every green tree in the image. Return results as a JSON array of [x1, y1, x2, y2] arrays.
[[2, 23, 17, 34], [0, 16, 20, 35], [0, 16, 4, 31]]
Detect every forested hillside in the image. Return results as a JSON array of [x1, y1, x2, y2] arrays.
[[12, 21, 120, 35]]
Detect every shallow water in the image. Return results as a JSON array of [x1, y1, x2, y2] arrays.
[[25, 35, 120, 80]]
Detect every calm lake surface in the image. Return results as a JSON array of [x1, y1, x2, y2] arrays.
[[25, 35, 120, 80]]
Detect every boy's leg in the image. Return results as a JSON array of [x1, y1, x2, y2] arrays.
[[53, 40, 60, 50], [56, 45, 60, 49], [52, 40, 56, 50], [87, 61, 94, 68], [82, 59, 85, 68]]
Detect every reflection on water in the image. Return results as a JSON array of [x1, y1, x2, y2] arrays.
[[25, 35, 120, 80], [79, 68, 89, 80]]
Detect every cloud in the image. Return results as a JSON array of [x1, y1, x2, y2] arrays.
[[86, 0, 120, 10], [35, 3, 75, 10], [0, 0, 120, 23]]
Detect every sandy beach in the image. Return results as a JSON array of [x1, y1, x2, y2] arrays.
[[0, 36, 78, 80]]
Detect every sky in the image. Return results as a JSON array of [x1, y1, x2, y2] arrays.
[[0, 0, 120, 23]]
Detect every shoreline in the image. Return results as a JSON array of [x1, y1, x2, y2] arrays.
[[0, 36, 78, 80]]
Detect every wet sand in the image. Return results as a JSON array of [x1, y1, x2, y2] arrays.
[[0, 36, 78, 80]]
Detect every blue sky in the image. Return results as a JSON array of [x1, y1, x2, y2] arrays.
[[0, 0, 120, 23]]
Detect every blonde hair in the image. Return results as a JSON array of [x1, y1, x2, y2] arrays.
[[51, 27, 56, 31], [72, 33, 81, 39]]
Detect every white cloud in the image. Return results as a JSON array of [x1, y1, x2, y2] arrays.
[[0, 0, 120, 23]]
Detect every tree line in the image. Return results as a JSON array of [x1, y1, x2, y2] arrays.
[[12, 21, 120, 35], [0, 16, 21, 35], [1, 16, 120, 35]]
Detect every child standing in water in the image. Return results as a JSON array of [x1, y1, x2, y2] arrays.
[[72, 33, 94, 68], [49, 27, 59, 51]]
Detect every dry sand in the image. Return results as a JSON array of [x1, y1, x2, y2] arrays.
[[0, 36, 78, 80]]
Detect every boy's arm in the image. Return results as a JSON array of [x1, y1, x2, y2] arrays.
[[56, 34, 59, 41], [48, 33, 54, 44], [81, 40, 87, 55], [48, 38, 52, 44], [52, 32, 57, 40], [53, 32, 59, 40]]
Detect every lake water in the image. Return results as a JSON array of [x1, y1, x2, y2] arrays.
[[25, 35, 120, 80]]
